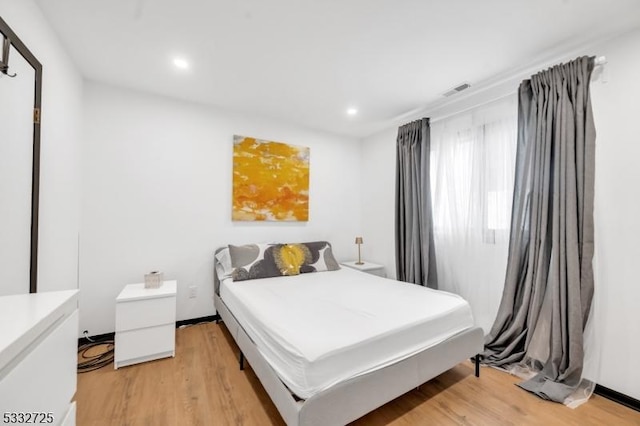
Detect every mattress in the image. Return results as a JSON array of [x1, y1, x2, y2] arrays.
[[220, 267, 475, 399]]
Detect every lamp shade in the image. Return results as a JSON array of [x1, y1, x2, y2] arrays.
[[355, 237, 363, 244]]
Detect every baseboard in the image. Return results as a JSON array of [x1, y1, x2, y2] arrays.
[[78, 314, 221, 345], [176, 314, 219, 328], [595, 384, 640, 412]]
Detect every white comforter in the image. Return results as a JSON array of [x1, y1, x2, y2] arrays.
[[220, 267, 474, 399]]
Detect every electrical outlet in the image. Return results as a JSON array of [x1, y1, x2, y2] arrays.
[[188, 286, 197, 298]]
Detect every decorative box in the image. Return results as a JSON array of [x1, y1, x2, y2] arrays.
[[144, 271, 164, 289]]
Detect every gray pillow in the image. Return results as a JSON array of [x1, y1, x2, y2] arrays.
[[228, 241, 340, 281], [298, 241, 340, 273]]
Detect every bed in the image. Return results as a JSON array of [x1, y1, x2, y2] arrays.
[[213, 244, 484, 426]]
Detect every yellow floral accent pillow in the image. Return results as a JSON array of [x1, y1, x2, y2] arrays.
[[274, 244, 311, 276]]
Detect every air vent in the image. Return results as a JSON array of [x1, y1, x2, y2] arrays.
[[443, 82, 471, 97]]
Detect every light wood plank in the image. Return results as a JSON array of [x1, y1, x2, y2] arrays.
[[76, 323, 640, 425]]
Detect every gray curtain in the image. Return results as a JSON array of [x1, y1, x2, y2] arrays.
[[482, 56, 596, 403], [395, 118, 437, 288]]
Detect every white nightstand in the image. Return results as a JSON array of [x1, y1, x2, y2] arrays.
[[341, 261, 386, 278], [115, 280, 177, 369]]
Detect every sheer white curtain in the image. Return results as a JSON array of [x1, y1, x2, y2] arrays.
[[430, 95, 517, 333]]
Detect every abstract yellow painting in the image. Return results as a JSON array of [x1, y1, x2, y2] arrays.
[[232, 135, 310, 221]]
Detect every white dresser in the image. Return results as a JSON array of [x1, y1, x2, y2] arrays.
[[341, 261, 387, 278], [115, 281, 177, 369], [0, 290, 79, 426]]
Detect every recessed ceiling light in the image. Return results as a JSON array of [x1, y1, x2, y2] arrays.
[[173, 57, 190, 70], [346, 108, 358, 116]]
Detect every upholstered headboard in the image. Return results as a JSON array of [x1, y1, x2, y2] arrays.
[[213, 247, 225, 296]]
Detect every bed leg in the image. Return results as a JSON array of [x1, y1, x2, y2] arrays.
[[239, 352, 245, 371], [474, 354, 480, 378]]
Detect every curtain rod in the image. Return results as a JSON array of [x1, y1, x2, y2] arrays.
[[430, 55, 607, 124]]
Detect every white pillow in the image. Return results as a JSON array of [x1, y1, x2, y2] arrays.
[[215, 248, 233, 280]]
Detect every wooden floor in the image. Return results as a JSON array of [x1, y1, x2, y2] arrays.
[[76, 322, 640, 426]]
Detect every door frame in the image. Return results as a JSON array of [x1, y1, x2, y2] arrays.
[[0, 16, 43, 293]]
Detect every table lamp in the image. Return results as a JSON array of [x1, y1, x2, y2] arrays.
[[355, 237, 364, 265]]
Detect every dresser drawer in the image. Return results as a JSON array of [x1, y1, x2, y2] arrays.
[[115, 324, 175, 368], [115, 296, 176, 332], [0, 310, 78, 422], [60, 402, 76, 426]]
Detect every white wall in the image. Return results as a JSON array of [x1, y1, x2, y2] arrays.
[[360, 27, 640, 400], [360, 127, 397, 278], [589, 27, 640, 400], [0, 0, 83, 293], [80, 82, 362, 336]]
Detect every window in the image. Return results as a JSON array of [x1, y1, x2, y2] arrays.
[[429, 95, 517, 332]]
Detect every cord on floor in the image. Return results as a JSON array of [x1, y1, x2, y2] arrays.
[[78, 332, 114, 373]]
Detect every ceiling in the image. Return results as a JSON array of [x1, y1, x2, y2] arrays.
[[35, 0, 640, 138]]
